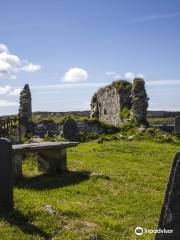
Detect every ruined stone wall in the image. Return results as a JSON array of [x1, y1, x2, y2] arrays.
[[131, 78, 149, 126], [90, 81, 132, 126], [91, 79, 149, 126]]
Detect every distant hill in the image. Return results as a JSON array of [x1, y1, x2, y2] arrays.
[[33, 110, 180, 118], [147, 111, 180, 118], [1, 110, 180, 119], [33, 111, 90, 117]]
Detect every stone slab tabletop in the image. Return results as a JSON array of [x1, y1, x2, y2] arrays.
[[12, 141, 79, 153]]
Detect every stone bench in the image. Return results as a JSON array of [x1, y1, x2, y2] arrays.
[[0, 138, 79, 211], [12, 141, 79, 179]]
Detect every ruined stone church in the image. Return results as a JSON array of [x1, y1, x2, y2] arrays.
[[90, 78, 149, 126]]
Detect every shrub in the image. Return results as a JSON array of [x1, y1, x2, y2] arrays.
[[119, 107, 131, 121]]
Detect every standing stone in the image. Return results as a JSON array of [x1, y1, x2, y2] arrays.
[[0, 138, 13, 211], [175, 117, 180, 137], [131, 78, 149, 126], [63, 119, 79, 141], [19, 84, 32, 126], [156, 152, 180, 239]]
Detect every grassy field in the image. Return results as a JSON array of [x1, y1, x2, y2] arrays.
[[31, 111, 175, 126], [147, 117, 174, 125], [0, 140, 179, 240]]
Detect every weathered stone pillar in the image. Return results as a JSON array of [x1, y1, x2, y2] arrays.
[[19, 84, 32, 128], [38, 148, 67, 173], [131, 78, 149, 126], [175, 117, 180, 137], [0, 138, 13, 211]]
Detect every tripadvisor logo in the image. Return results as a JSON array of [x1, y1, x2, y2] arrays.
[[135, 226, 173, 235], [135, 227, 144, 235]]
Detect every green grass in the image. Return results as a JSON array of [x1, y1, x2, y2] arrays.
[[0, 140, 179, 239], [147, 117, 174, 125]]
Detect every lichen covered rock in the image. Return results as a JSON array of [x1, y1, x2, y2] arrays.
[[131, 78, 149, 126], [90, 80, 132, 126], [63, 118, 79, 141], [19, 84, 32, 126], [91, 78, 149, 126]]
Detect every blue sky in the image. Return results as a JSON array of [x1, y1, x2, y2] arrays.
[[0, 0, 180, 115]]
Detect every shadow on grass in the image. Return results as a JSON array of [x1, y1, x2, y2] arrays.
[[16, 171, 90, 190], [0, 209, 51, 240]]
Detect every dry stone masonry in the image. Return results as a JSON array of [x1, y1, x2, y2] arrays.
[[91, 80, 132, 126], [90, 78, 149, 126], [131, 78, 149, 126], [19, 84, 32, 126]]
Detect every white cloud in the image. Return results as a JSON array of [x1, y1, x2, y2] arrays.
[[105, 71, 122, 79], [0, 86, 11, 95], [22, 63, 41, 72], [0, 85, 21, 96], [147, 80, 180, 86], [131, 12, 180, 23], [31, 82, 106, 90], [0, 100, 18, 107], [0, 43, 41, 76], [63, 67, 88, 83], [105, 71, 116, 75], [105, 71, 144, 81], [0, 51, 20, 74], [10, 75, 17, 80], [8, 88, 21, 96], [114, 74, 121, 79], [137, 73, 144, 79], [0, 44, 8, 53], [124, 72, 144, 81]]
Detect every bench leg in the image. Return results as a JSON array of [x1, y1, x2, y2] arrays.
[[12, 153, 23, 180], [38, 148, 67, 173]]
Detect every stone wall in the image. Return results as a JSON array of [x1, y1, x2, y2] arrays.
[[90, 80, 132, 126], [131, 78, 149, 126], [90, 79, 149, 126]]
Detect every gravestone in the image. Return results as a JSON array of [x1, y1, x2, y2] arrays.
[[0, 138, 13, 211], [175, 117, 180, 137], [63, 119, 79, 141], [155, 152, 180, 239]]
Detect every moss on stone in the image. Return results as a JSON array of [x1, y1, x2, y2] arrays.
[[111, 80, 132, 92], [92, 80, 132, 98]]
